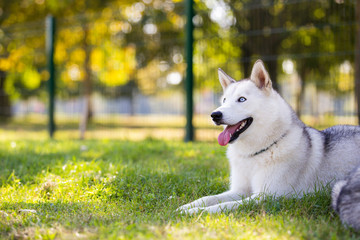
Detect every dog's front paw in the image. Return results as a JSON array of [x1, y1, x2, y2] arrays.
[[176, 204, 194, 214], [177, 207, 203, 215], [176, 202, 196, 212]]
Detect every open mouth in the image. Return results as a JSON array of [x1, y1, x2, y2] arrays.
[[218, 117, 253, 146]]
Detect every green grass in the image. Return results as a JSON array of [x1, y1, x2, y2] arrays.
[[0, 139, 359, 239]]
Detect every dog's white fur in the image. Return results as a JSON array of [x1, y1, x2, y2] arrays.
[[177, 60, 360, 214]]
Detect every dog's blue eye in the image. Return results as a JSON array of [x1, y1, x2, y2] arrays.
[[238, 97, 246, 102]]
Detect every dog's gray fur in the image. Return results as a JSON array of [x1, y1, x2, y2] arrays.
[[332, 165, 360, 230]]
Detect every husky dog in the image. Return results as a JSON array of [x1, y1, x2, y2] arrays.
[[332, 165, 360, 230], [178, 60, 360, 214]]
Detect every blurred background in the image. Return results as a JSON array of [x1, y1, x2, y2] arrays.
[[0, 0, 358, 141]]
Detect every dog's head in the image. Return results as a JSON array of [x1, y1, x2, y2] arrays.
[[212, 60, 277, 146]]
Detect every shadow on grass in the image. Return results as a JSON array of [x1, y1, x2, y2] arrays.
[[0, 142, 84, 185], [0, 139, 226, 185]]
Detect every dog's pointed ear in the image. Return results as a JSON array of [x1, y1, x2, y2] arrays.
[[250, 60, 272, 91], [218, 68, 236, 91]]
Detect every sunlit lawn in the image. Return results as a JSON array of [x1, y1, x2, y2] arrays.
[[1, 115, 360, 239], [1, 138, 360, 239]]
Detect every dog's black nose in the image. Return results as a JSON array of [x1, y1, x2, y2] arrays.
[[211, 111, 222, 123]]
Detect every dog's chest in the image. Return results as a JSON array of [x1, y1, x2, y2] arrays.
[[227, 146, 293, 188], [227, 144, 283, 168]]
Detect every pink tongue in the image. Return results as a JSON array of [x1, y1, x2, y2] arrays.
[[218, 124, 240, 146]]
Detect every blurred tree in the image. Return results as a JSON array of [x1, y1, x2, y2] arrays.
[[0, 0, 187, 126], [194, 0, 355, 117], [0, 0, 118, 119], [120, 0, 185, 94], [227, 0, 290, 90], [0, 0, 357, 122], [279, 0, 355, 115]]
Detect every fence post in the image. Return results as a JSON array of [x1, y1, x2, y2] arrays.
[[46, 15, 56, 138], [185, 0, 194, 142]]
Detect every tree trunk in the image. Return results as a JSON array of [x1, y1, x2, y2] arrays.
[[355, 0, 360, 124], [129, 89, 136, 116], [266, 58, 278, 91], [296, 70, 306, 117], [241, 45, 251, 78], [79, 24, 93, 139], [0, 71, 11, 120]]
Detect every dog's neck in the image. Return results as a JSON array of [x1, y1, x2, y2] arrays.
[[250, 131, 288, 157]]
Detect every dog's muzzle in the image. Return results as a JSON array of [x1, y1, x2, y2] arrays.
[[211, 111, 222, 125]]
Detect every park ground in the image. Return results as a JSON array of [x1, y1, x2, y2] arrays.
[[0, 116, 360, 239]]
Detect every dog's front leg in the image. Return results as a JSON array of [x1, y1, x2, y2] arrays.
[[202, 193, 262, 213], [176, 191, 243, 213], [181, 193, 261, 214]]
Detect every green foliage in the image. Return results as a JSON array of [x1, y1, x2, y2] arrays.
[[0, 0, 187, 99], [0, 139, 359, 239], [0, 0, 357, 99]]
